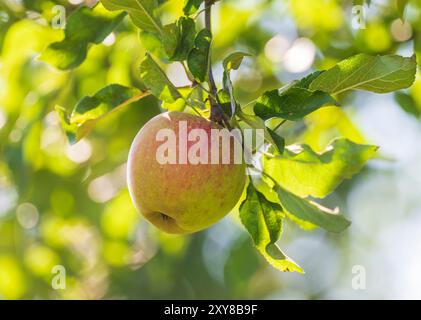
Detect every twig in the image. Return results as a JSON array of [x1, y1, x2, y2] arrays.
[[205, 6, 217, 97], [246, 164, 278, 186], [188, 104, 203, 116], [272, 119, 287, 132], [204, 0, 220, 122], [193, 7, 207, 19], [181, 61, 195, 83]]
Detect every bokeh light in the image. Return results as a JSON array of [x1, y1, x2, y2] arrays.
[[283, 38, 316, 73], [16, 203, 39, 229], [66, 139, 92, 163], [264, 35, 290, 63], [102, 32, 116, 47], [390, 19, 413, 42]]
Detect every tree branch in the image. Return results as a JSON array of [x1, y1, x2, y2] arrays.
[[205, 0, 221, 124], [205, 1, 217, 95]]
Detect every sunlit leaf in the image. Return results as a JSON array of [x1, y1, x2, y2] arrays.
[[162, 98, 186, 111], [275, 185, 351, 233], [295, 70, 325, 88], [56, 84, 149, 144], [139, 30, 166, 58], [140, 53, 183, 102], [239, 183, 303, 273], [302, 106, 367, 152], [264, 138, 378, 198], [40, 3, 125, 70], [101, 0, 163, 34], [309, 54, 417, 94], [223, 51, 251, 72]]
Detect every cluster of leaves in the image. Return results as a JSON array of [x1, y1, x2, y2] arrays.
[[40, 0, 417, 273]]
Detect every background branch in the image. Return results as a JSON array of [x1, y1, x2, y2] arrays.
[[204, 0, 222, 124]]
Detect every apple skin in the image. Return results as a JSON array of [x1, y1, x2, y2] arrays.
[[127, 111, 246, 234]]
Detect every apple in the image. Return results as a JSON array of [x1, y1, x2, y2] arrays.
[[127, 111, 246, 234]]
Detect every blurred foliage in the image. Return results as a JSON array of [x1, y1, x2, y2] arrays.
[[0, 0, 420, 299]]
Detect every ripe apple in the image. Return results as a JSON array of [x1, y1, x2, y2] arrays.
[[127, 111, 246, 234]]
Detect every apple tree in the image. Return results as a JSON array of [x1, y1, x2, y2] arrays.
[[39, 0, 418, 273]]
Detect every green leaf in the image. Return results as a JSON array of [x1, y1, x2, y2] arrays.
[[254, 71, 336, 121], [254, 87, 336, 121], [140, 53, 183, 103], [294, 70, 325, 89], [264, 138, 378, 198], [162, 98, 186, 112], [101, 0, 163, 34], [183, 0, 204, 15], [163, 17, 196, 61], [223, 52, 251, 72], [237, 111, 277, 149], [309, 54, 417, 94], [394, 92, 421, 117], [222, 75, 236, 118], [40, 3, 125, 70], [266, 128, 285, 154], [252, 176, 314, 231], [162, 24, 179, 58], [217, 90, 236, 117], [139, 31, 166, 58], [187, 29, 212, 82], [239, 183, 303, 273], [222, 52, 251, 117], [274, 185, 351, 233], [56, 84, 149, 144]]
